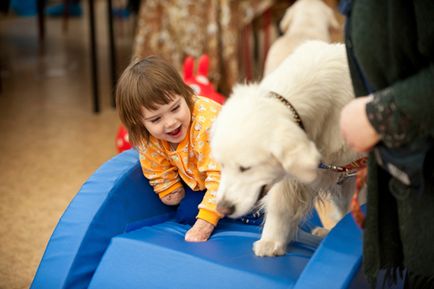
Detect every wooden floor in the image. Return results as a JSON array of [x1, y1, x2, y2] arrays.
[[0, 3, 134, 288]]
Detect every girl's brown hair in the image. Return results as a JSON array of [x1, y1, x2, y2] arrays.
[[116, 56, 194, 147]]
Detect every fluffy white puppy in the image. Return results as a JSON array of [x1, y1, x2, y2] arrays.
[[211, 41, 363, 257], [263, 0, 340, 76]]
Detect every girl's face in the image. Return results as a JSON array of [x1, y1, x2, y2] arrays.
[[141, 94, 191, 145]]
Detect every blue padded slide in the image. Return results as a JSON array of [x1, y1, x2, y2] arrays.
[[31, 149, 368, 289], [88, 221, 322, 289], [30, 150, 175, 289], [293, 206, 367, 289]]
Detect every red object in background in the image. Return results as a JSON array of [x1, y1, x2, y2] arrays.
[[116, 125, 132, 153], [116, 54, 226, 153], [183, 54, 226, 105]]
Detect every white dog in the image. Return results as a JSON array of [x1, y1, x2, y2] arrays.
[[211, 41, 364, 257], [263, 0, 340, 76]]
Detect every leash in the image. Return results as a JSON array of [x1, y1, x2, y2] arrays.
[[319, 157, 367, 229], [318, 157, 367, 174], [319, 157, 367, 184], [351, 167, 367, 229]]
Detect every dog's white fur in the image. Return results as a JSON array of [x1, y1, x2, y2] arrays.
[[211, 41, 363, 257], [263, 0, 340, 76]]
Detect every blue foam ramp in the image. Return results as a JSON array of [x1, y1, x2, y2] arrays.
[[31, 149, 368, 289]]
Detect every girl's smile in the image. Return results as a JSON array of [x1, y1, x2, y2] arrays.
[[141, 95, 191, 146], [167, 125, 182, 137]]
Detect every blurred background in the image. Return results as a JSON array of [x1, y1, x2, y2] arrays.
[[0, 0, 342, 288]]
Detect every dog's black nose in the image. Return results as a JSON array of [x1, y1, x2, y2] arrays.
[[216, 200, 235, 216]]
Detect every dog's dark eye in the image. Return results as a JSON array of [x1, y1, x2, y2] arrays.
[[239, 166, 251, 172]]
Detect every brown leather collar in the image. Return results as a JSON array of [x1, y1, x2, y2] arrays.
[[268, 91, 305, 130]]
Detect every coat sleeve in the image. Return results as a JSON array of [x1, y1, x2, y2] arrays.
[[366, 63, 434, 148], [366, 2, 434, 148]]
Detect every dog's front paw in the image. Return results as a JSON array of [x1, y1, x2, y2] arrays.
[[253, 239, 286, 257]]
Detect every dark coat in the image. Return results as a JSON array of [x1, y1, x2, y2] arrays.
[[344, 0, 434, 287]]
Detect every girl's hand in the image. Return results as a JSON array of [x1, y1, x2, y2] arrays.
[[185, 219, 215, 242], [340, 95, 380, 152]]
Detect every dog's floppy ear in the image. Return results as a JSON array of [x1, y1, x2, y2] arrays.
[[279, 6, 294, 33], [271, 131, 321, 183]]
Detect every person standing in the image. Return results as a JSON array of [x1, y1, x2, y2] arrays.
[[339, 0, 434, 288]]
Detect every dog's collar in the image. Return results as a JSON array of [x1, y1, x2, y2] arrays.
[[268, 91, 305, 130]]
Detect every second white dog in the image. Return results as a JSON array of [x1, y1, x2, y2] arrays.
[[211, 41, 364, 257], [263, 0, 340, 76]]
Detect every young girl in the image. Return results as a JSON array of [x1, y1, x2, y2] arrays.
[[116, 56, 222, 242]]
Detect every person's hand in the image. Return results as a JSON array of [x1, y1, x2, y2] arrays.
[[340, 95, 380, 152], [161, 188, 185, 205], [185, 219, 215, 242]]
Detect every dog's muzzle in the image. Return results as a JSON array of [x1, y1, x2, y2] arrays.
[[217, 185, 271, 217]]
